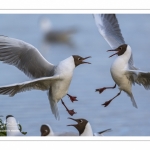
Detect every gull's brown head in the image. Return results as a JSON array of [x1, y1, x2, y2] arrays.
[[72, 55, 91, 67], [67, 117, 88, 135], [40, 124, 50, 136], [107, 44, 127, 58]]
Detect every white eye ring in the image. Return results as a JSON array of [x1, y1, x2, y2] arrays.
[[78, 58, 81, 60], [79, 119, 83, 123]]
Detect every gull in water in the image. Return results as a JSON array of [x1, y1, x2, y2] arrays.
[[6, 115, 27, 136], [40, 124, 78, 136], [68, 117, 111, 136], [94, 14, 150, 108], [0, 35, 91, 120]]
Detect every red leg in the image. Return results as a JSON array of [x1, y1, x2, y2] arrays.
[[61, 99, 76, 116], [102, 91, 121, 107], [96, 84, 116, 94], [67, 94, 78, 102]]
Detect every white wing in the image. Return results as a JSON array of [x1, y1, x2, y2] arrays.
[[0, 35, 54, 79], [128, 54, 138, 70], [125, 70, 150, 89], [93, 14, 125, 49], [0, 75, 60, 96]]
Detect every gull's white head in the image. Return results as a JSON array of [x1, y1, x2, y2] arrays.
[[6, 115, 19, 131], [6, 115, 22, 136]]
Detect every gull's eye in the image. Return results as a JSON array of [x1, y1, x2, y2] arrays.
[[119, 47, 122, 50], [79, 119, 83, 123], [78, 57, 81, 60]]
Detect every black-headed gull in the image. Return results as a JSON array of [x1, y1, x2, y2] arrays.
[[40, 124, 78, 136], [94, 14, 150, 108], [0, 35, 91, 120], [68, 117, 111, 136]]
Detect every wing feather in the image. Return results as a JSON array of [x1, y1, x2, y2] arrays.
[[0, 36, 54, 79], [125, 70, 150, 89], [93, 14, 125, 49], [0, 75, 60, 96]]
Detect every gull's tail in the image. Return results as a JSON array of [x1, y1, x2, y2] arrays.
[[128, 92, 138, 108], [50, 100, 60, 120], [47, 90, 60, 120]]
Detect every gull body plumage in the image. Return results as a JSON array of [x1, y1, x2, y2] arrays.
[[94, 14, 150, 108], [0, 35, 91, 120]]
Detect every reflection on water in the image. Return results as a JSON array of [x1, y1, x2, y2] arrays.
[[0, 14, 150, 136]]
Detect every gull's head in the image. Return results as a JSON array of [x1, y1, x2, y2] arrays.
[[39, 16, 52, 33], [40, 124, 53, 136], [6, 115, 19, 131], [107, 44, 132, 58], [6, 115, 17, 124], [72, 55, 91, 67], [67, 117, 88, 135]]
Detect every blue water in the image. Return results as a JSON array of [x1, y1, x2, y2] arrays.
[[0, 14, 150, 136]]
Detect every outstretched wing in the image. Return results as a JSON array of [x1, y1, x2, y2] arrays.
[[93, 14, 125, 49], [125, 70, 150, 89], [0, 75, 60, 96], [0, 35, 55, 79]]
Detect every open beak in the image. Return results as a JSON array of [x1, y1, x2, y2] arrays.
[[67, 117, 78, 127], [107, 49, 119, 58], [81, 56, 91, 64]]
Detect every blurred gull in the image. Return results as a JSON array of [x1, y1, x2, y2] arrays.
[[94, 14, 150, 108], [68, 117, 111, 136], [40, 16, 77, 48], [0, 35, 91, 120], [40, 124, 78, 136], [6, 115, 26, 136]]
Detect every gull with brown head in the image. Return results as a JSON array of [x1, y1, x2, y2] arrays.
[[94, 14, 150, 108], [0, 35, 91, 120]]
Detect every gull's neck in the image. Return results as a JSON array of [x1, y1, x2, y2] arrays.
[[57, 56, 75, 72], [80, 122, 93, 136], [118, 45, 132, 64], [47, 125, 54, 136]]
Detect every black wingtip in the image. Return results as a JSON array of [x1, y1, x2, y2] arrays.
[[98, 128, 112, 134]]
